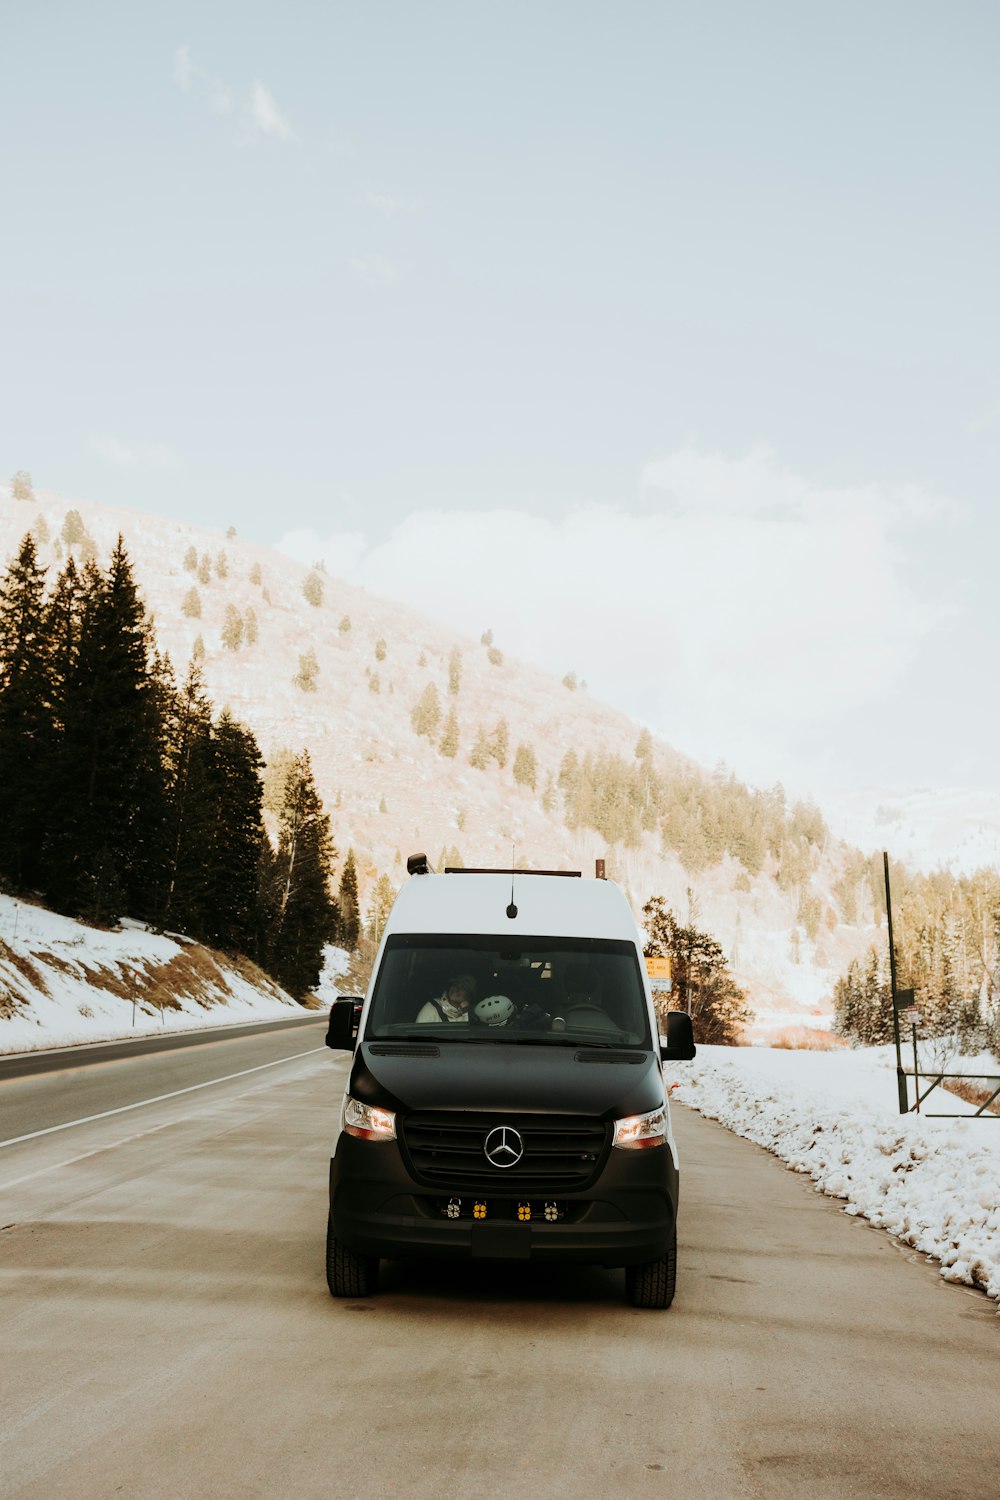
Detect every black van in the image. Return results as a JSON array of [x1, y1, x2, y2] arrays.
[[324, 863, 694, 1307]]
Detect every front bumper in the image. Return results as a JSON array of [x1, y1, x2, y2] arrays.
[[329, 1133, 678, 1268]]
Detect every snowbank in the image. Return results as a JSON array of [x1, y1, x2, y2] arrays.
[[0, 893, 306, 1053], [671, 1045, 1000, 1311]]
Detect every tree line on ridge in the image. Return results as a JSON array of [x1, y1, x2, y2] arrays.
[[0, 532, 361, 999]]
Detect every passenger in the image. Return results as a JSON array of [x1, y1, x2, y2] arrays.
[[416, 974, 477, 1023]]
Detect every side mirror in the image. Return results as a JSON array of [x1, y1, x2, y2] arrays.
[[326, 996, 364, 1051], [659, 1010, 696, 1061]]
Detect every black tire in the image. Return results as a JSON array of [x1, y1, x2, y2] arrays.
[[625, 1229, 677, 1309], [326, 1217, 378, 1297]]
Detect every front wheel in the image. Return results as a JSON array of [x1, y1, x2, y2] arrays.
[[326, 1217, 378, 1297], [625, 1229, 677, 1309]]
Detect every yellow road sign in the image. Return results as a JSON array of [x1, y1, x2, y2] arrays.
[[645, 956, 671, 979]]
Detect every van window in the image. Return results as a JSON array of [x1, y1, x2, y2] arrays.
[[367, 934, 651, 1047]]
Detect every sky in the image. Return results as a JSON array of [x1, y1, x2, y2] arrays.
[[2, 1, 999, 806]]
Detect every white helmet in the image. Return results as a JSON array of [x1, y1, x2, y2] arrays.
[[474, 994, 515, 1027]]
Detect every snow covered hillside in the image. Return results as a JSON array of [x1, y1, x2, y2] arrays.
[[826, 784, 1000, 877], [0, 893, 306, 1053], [1, 484, 991, 1028], [671, 1046, 1000, 1311]]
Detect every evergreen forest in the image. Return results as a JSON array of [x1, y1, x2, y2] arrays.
[[833, 865, 1000, 1056], [0, 533, 341, 998]]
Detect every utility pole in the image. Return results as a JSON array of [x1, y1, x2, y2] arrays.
[[884, 852, 908, 1115]]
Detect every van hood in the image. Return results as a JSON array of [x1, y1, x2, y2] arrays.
[[350, 1040, 663, 1119]]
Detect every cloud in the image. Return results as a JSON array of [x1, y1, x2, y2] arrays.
[[247, 81, 293, 141], [89, 433, 179, 470], [277, 446, 955, 792], [171, 48, 292, 140], [349, 254, 403, 288]]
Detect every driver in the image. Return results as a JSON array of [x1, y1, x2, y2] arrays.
[[561, 962, 617, 1032], [416, 974, 477, 1023]]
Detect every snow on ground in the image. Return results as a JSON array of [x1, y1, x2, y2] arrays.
[[313, 944, 352, 1005], [670, 1044, 1000, 1310], [0, 893, 311, 1054]]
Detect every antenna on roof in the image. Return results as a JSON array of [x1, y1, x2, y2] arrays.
[[506, 842, 518, 919]]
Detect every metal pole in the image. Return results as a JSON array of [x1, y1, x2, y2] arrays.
[[912, 1022, 920, 1113], [884, 851, 907, 1115]]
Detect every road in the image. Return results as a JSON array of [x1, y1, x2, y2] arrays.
[[0, 1013, 324, 1140], [1, 1027, 998, 1499]]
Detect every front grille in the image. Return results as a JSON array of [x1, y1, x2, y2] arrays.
[[400, 1112, 609, 1191]]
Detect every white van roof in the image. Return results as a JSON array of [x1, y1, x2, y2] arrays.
[[385, 872, 642, 944]]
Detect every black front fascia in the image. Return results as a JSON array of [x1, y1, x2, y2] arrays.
[[348, 1040, 664, 1122]]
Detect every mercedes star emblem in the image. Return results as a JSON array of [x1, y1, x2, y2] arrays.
[[483, 1125, 524, 1168]]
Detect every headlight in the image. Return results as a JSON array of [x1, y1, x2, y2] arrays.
[[612, 1105, 666, 1150], [342, 1095, 396, 1142]]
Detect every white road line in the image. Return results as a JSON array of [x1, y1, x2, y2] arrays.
[[0, 1047, 326, 1150]]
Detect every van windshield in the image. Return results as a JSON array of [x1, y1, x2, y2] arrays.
[[366, 934, 651, 1047]]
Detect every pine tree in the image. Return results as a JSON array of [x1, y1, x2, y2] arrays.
[[641, 895, 751, 1045], [61, 510, 86, 546], [45, 555, 84, 741], [558, 749, 580, 801], [250, 561, 262, 587], [375, 636, 387, 661], [183, 545, 198, 572], [490, 717, 509, 769], [0, 534, 52, 889], [365, 872, 396, 944], [448, 648, 461, 695], [439, 708, 459, 757], [203, 711, 266, 952], [158, 660, 215, 933], [182, 587, 201, 619], [261, 752, 337, 996], [244, 607, 258, 646], [11, 469, 34, 501], [294, 649, 319, 691], [303, 569, 324, 607], [513, 743, 537, 790], [42, 538, 163, 923], [337, 848, 360, 951], [197, 552, 211, 586], [215, 550, 228, 579], [222, 603, 244, 651], [469, 724, 491, 769], [338, 614, 351, 634], [411, 682, 441, 738]]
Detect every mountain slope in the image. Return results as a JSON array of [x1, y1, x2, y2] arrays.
[[0, 486, 885, 1026]]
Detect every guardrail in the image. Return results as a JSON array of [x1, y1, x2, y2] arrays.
[[900, 1068, 1000, 1118]]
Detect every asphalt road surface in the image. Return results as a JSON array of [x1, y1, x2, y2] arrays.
[[1, 1028, 998, 1500]]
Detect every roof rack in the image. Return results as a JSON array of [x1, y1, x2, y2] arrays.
[[444, 867, 581, 877]]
